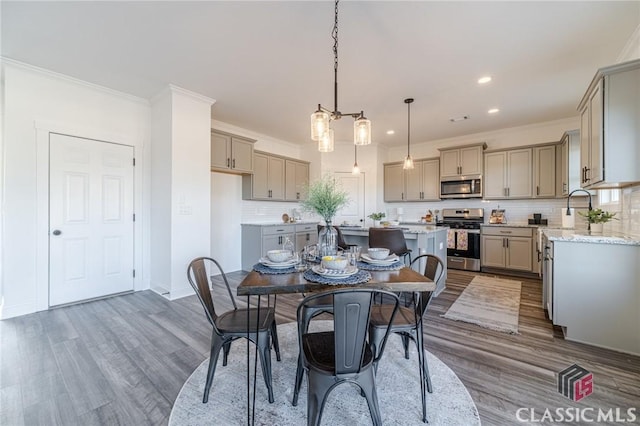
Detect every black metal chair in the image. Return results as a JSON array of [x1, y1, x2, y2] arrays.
[[292, 288, 400, 426], [187, 257, 281, 403], [368, 227, 412, 265], [368, 254, 445, 423]]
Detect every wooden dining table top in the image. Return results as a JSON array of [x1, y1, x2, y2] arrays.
[[237, 266, 435, 296]]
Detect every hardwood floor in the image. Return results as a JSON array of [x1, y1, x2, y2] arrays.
[[1, 269, 638, 425]]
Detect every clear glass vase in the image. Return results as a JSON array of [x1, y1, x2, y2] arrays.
[[318, 220, 338, 257]]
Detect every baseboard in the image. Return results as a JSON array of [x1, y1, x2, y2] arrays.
[[480, 267, 540, 280], [1, 300, 38, 320]]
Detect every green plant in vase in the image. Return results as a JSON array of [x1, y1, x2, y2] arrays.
[[300, 175, 350, 255], [368, 212, 386, 227], [578, 208, 617, 233]]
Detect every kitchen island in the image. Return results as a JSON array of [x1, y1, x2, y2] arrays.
[[542, 229, 640, 356], [340, 225, 449, 295]]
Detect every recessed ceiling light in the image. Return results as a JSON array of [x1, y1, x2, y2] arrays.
[[449, 116, 470, 122], [488, 108, 500, 114], [478, 76, 492, 84], [386, 130, 395, 135]]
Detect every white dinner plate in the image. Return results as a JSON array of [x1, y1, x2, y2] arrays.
[[312, 265, 358, 278], [361, 253, 399, 264], [259, 257, 298, 269]]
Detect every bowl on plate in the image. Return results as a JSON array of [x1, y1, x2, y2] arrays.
[[266, 249, 292, 263], [321, 255, 349, 270], [367, 248, 390, 260], [387, 220, 400, 226]]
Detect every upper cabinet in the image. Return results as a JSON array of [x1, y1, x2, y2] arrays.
[[383, 158, 440, 202], [556, 130, 581, 196], [578, 59, 640, 189], [484, 149, 532, 199], [533, 145, 556, 198], [439, 143, 486, 178], [211, 130, 255, 174], [285, 160, 309, 201], [243, 151, 309, 202]]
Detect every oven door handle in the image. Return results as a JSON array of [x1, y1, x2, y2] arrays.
[[459, 229, 480, 234]]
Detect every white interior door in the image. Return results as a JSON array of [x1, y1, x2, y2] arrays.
[[49, 133, 134, 306], [332, 172, 365, 226]]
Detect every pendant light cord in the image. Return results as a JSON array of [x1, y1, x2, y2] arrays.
[[333, 0, 339, 114]]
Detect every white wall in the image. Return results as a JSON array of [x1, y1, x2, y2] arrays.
[[1, 60, 151, 319]]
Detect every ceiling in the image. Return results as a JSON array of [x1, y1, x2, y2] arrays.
[[2, 1, 639, 147]]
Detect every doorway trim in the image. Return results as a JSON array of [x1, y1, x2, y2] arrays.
[[34, 119, 143, 312]]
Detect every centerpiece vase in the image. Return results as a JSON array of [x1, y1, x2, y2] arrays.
[[318, 220, 338, 257]]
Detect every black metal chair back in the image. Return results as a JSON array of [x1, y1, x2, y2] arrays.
[[368, 228, 412, 264]]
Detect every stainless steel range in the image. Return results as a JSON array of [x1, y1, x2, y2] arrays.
[[436, 208, 484, 272]]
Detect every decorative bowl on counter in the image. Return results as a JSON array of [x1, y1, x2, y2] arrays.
[[267, 249, 292, 263], [367, 248, 390, 260], [321, 255, 349, 270]]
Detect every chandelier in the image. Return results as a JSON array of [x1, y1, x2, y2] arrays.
[[311, 0, 371, 152]]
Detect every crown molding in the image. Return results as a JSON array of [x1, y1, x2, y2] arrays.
[[150, 84, 215, 106]]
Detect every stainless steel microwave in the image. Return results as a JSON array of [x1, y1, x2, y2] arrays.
[[440, 177, 482, 199]]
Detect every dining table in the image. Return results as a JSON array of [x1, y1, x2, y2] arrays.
[[236, 263, 435, 425]]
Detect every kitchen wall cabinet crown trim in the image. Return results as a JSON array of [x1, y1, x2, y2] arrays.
[[578, 58, 640, 189], [211, 129, 255, 174]]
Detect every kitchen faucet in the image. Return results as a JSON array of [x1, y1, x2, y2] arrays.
[[566, 189, 593, 229]]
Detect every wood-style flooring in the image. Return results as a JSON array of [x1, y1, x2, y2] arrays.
[[1, 269, 638, 425]]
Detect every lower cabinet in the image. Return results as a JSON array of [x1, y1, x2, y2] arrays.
[[241, 223, 318, 271], [481, 226, 535, 272]]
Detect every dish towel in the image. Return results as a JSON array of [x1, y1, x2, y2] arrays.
[[456, 230, 468, 251], [447, 229, 455, 249]]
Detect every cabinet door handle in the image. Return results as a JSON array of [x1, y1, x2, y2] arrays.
[[499, 230, 512, 234], [502, 238, 506, 248], [506, 238, 509, 248], [584, 167, 590, 182], [536, 186, 540, 196], [296, 192, 300, 200], [227, 158, 230, 167], [401, 192, 404, 200], [507, 187, 510, 196], [232, 158, 236, 168]]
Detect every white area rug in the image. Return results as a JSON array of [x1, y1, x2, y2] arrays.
[[443, 275, 522, 334], [169, 321, 480, 426]]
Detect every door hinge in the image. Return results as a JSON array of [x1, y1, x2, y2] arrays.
[[133, 269, 136, 278], [133, 158, 136, 166]]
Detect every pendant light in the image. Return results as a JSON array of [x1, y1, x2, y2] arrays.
[[352, 144, 360, 175], [310, 0, 371, 152], [403, 98, 414, 170]]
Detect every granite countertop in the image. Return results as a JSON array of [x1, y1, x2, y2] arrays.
[[481, 223, 544, 228], [241, 221, 319, 226], [542, 229, 640, 246], [340, 225, 445, 234]]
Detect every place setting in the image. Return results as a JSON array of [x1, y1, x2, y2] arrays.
[[253, 249, 300, 274], [303, 248, 371, 285], [358, 247, 404, 271]]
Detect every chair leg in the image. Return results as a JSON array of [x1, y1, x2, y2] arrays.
[[359, 369, 383, 426], [416, 326, 433, 394], [401, 334, 411, 359], [222, 341, 232, 366], [292, 355, 304, 406], [257, 333, 275, 403], [306, 371, 333, 426], [203, 335, 225, 403], [270, 320, 281, 362]]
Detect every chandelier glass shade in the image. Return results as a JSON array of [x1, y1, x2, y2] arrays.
[[310, 0, 371, 152]]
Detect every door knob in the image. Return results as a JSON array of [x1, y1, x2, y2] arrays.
[[52, 229, 62, 236]]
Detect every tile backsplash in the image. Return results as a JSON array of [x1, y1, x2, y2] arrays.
[[594, 184, 640, 236]]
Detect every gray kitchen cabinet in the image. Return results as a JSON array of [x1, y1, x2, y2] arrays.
[[243, 151, 285, 200], [481, 226, 534, 272], [439, 143, 485, 178], [383, 162, 406, 202], [533, 145, 556, 198], [578, 59, 640, 189], [295, 223, 318, 250], [548, 236, 640, 355], [211, 130, 254, 174], [241, 224, 295, 270], [384, 158, 439, 202], [285, 160, 309, 201], [556, 130, 581, 196], [484, 149, 532, 199]]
